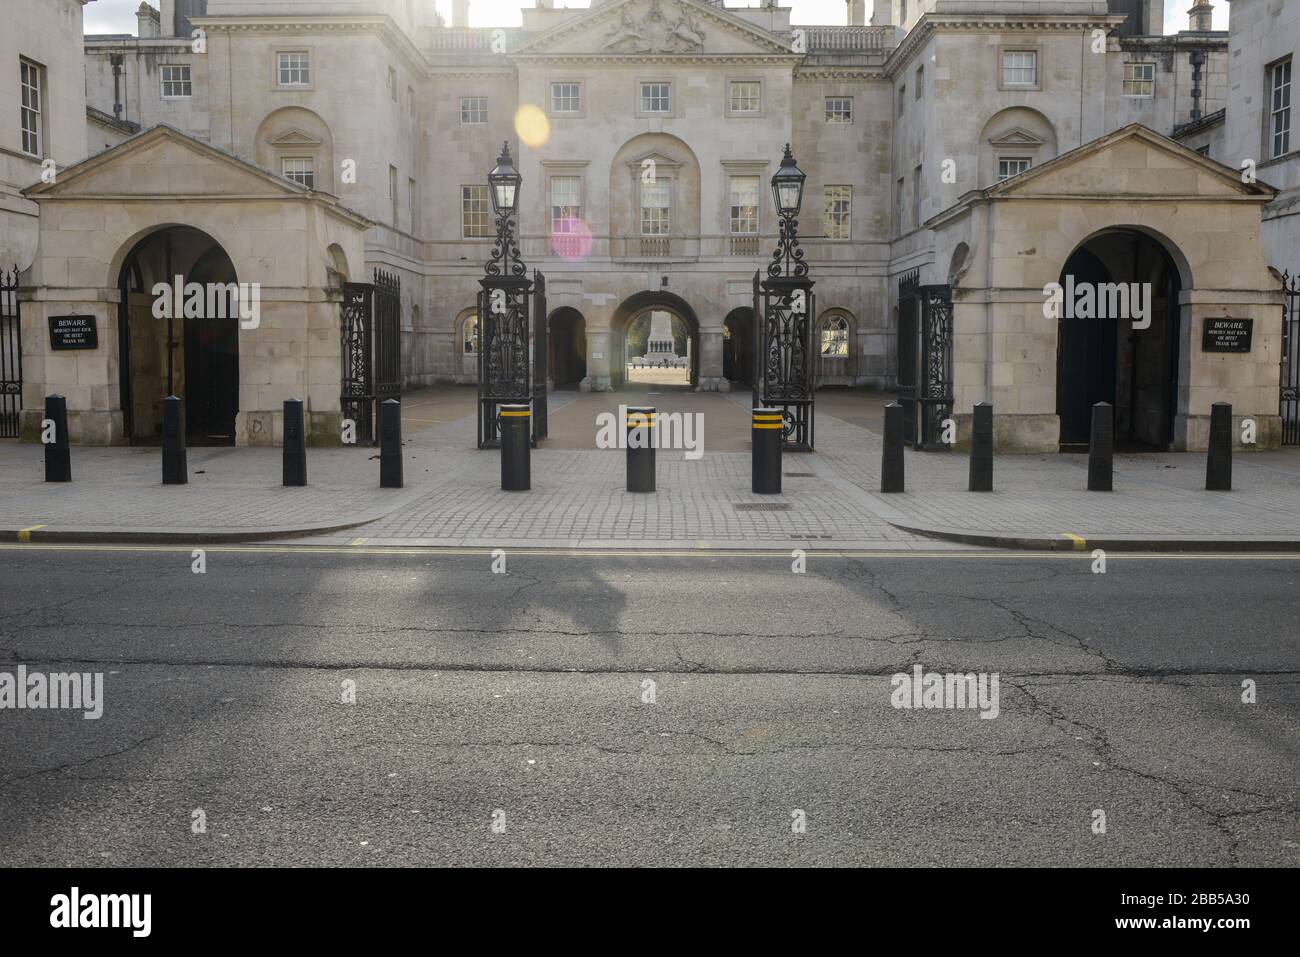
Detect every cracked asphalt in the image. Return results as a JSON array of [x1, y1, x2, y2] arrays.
[[0, 545, 1297, 866]]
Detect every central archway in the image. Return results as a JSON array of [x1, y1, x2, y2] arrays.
[[610, 291, 701, 390]]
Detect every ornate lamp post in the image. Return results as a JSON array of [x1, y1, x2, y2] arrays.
[[753, 143, 815, 450], [478, 142, 546, 447]]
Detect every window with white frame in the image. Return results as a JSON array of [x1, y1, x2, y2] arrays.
[[19, 59, 41, 157], [1123, 62, 1155, 97], [640, 82, 670, 114], [277, 51, 310, 86], [1270, 57, 1292, 159], [821, 315, 849, 356], [282, 157, 314, 188], [729, 81, 760, 114], [640, 179, 670, 235], [550, 176, 581, 233], [824, 185, 852, 240], [1002, 51, 1037, 87], [550, 82, 580, 114], [729, 176, 759, 234], [460, 96, 487, 124], [997, 157, 1031, 181], [462, 185, 491, 238], [825, 96, 853, 123], [161, 64, 192, 98]]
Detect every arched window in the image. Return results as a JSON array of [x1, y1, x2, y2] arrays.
[[463, 314, 479, 354], [820, 315, 849, 356]]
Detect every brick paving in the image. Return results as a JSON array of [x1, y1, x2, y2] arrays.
[[2, 383, 1298, 547]]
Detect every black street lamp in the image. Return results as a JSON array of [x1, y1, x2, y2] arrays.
[[768, 143, 808, 279], [771, 142, 806, 220], [488, 141, 521, 217]]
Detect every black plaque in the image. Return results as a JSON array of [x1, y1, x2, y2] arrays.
[[1202, 317, 1253, 353], [48, 315, 99, 351]]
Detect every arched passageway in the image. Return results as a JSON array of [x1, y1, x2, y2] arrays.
[[549, 307, 588, 388], [609, 291, 701, 390], [723, 307, 755, 388]]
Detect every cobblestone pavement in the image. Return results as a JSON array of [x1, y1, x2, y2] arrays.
[[2, 383, 1298, 547]]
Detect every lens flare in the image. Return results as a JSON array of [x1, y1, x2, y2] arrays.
[[514, 104, 549, 148], [550, 218, 593, 262]]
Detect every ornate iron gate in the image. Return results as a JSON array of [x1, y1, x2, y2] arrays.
[[340, 268, 401, 446], [531, 271, 547, 444], [1283, 272, 1299, 445], [753, 269, 815, 451], [0, 268, 20, 439], [896, 269, 953, 450]]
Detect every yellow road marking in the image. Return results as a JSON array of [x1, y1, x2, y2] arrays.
[[16, 525, 45, 543], [1062, 532, 1087, 550], [349, 537, 368, 546]]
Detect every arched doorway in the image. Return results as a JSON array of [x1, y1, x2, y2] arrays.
[[723, 307, 755, 387], [548, 307, 587, 388], [1056, 229, 1184, 450], [816, 309, 856, 387], [116, 225, 240, 444], [610, 291, 701, 390]]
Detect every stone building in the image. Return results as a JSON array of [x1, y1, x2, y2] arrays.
[[4, 0, 1294, 450]]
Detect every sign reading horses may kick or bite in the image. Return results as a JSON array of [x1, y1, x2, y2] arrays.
[[1201, 317, 1253, 353], [47, 315, 99, 351]]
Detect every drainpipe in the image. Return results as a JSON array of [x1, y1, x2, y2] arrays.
[[1189, 48, 1205, 123], [110, 53, 124, 120]]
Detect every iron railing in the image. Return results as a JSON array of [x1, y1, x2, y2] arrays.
[[0, 267, 20, 439]]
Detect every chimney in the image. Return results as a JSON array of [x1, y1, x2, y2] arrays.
[[452, 0, 470, 28], [137, 2, 161, 37], [1188, 1, 1213, 31], [869, 0, 891, 26], [847, 0, 865, 26]]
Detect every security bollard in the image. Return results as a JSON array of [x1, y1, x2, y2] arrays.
[[162, 395, 187, 485], [283, 398, 306, 487], [1087, 401, 1113, 492], [499, 403, 531, 491], [882, 401, 905, 493], [968, 401, 993, 492], [43, 394, 71, 483], [626, 405, 655, 493], [1206, 401, 1232, 491], [379, 398, 402, 488], [752, 407, 783, 494]]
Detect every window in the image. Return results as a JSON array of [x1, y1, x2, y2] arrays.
[[409, 177, 418, 230], [729, 176, 759, 234], [729, 81, 760, 114], [161, 64, 192, 99], [389, 165, 398, 224], [408, 86, 415, 116], [282, 157, 314, 188], [387, 66, 397, 100], [463, 315, 479, 354], [1195, 144, 1211, 157], [824, 186, 852, 240], [897, 84, 906, 116], [460, 96, 487, 125], [640, 82, 670, 114], [1123, 62, 1155, 97], [550, 82, 580, 114], [825, 96, 853, 123], [821, 315, 849, 356], [461, 185, 491, 238], [278, 51, 310, 86], [912, 164, 923, 229], [550, 176, 581, 233], [1002, 51, 1037, 87], [895, 176, 904, 232], [915, 65, 924, 99], [1270, 58, 1292, 159], [997, 157, 1031, 181], [640, 179, 670, 235], [19, 59, 41, 157]]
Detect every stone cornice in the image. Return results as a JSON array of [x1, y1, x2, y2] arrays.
[[885, 14, 1129, 76], [509, 53, 801, 65], [189, 15, 430, 75]]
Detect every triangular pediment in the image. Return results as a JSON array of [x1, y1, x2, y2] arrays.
[[512, 0, 795, 58], [986, 124, 1277, 200], [25, 125, 313, 200], [988, 126, 1046, 149], [268, 129, 324, 149], [625, 149, 683, 170]]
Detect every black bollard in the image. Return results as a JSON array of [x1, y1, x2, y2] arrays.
[[752, 407, 783, 494], [499, 403, 531, 491], [1206, 401, 1232, 491], [625, 405, 655, 493], [161, 395, 187, 485], [882, 401, 905, 493], [43, 394, 71, 483], [968, 401, 993, 492], [283, 398, 306, 487], [378, 398, 403, 488], [1087, 401, 1113, 492]]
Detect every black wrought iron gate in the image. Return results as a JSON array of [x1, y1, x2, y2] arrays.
[[0, 268, 20, 439], [753, 269, 815, 450], [532, 271, 547, 444], [1283, 272, 1299, 446], [896, 269, 953, 450], [340, 268, 401, 446]]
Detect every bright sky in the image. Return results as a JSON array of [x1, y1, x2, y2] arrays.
[[84, 0, 1229, 36]]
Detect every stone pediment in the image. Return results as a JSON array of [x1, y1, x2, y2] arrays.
[[988, 126, 1046, 149], [512, 0, 795, 58], [268, 129, 324, 149]]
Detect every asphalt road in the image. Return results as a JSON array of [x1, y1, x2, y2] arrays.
[[0, 544, 1297, 867]]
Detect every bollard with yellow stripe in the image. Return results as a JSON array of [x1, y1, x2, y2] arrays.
[[752, 407, 783, 494], [625, 405, 656, 493], [499, 403, 531, 491]]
